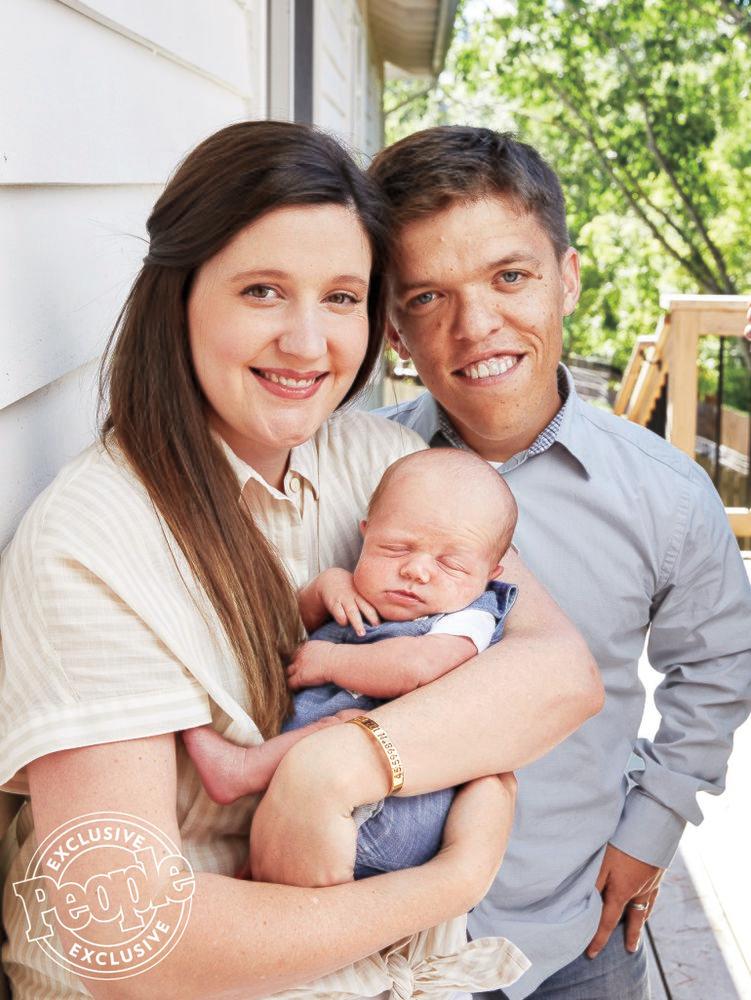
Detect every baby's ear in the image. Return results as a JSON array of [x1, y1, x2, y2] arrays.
[[359, 519, 368, 538], [489, 562, 504, 580]]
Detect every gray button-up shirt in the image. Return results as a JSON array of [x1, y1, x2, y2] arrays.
[[379, 365, 751, 998]]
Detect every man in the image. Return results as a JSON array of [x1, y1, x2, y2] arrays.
[[369, 127, 751, 999]]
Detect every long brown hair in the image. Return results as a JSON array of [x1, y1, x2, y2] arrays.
[[100, 121, 389, 737]]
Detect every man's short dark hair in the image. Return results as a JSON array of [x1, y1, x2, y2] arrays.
[[369, 126, 570, 259]]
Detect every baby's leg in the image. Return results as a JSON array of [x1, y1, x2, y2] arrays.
[[182, 716, 343, 804]]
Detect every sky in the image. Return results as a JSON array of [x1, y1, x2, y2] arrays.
[[463, 0, 516, 19]]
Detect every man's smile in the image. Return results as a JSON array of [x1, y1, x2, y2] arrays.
[[454, 353, 524, 382]]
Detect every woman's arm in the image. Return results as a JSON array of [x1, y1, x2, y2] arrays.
[[27, 733, 515, 1000], [251, 549, 603, 887]]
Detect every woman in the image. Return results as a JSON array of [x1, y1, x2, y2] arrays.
[[0, 122, 600, 999]]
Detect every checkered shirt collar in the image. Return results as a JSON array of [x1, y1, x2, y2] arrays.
[[435, 367, 571, 463]]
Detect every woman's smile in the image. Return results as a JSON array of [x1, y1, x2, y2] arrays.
[[251, 366, 329, 399]]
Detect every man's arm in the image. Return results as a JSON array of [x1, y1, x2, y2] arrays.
[[614, 476, 751, 866], [589, 471, 751, 956], [287, 633, 478, 698]]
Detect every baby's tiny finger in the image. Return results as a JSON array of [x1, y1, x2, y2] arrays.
[[344, 604, 366, 636], [332, 600, 348, 626], [357, 599, 380, 626]]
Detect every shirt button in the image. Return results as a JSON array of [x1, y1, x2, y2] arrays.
[[289, 476, 301, 493]]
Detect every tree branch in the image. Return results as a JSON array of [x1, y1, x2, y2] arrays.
[[717, 0, 751, 41], [639, 106, 737, 291], [528, 63, 724, 291], [384, 85, 434, 118], [570, 8, 737, 292], [513, 33, 722, 287]]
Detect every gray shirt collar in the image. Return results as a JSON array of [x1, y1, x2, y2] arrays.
[[411, 364, 592, 477]]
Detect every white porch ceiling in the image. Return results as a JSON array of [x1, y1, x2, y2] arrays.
[[367, 0, 460, 76]]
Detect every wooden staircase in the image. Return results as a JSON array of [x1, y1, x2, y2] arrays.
[[614, 295, 751, 539]]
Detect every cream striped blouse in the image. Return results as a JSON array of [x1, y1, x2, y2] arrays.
[[0, 408, 528, 999]]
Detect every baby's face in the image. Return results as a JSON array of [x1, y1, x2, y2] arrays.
[[353, 479, 503, 622]]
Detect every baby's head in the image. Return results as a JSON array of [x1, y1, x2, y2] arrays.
[[353, 449, 517, 621]]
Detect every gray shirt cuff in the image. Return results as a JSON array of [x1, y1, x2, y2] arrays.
[[609, 787, 686, 869]]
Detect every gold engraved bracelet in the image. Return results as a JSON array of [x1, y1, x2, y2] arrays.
[[346, 716, 405, 794]]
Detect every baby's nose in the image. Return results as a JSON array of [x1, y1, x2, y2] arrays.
[[400, 557, 431, 583]]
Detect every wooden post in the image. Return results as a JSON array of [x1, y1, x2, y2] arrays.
[[728, 509, 751, 537], [665, 307, 700, 456]]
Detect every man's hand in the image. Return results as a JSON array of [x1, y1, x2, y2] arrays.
[[587, 843, 664, 958], [313, 568, 380, 636], [745, 300, 751, 341], [287, 640, 338, 690]]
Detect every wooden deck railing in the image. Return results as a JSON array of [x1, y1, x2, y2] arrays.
[[614, 295, 751, 539]]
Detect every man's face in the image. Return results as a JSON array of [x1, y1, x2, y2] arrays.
[[388, 195, 580, 459]]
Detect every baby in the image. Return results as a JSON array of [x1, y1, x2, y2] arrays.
[[184, 447, 519, 879]]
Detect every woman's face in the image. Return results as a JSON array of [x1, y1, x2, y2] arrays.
[[188, 203, 372, 485]]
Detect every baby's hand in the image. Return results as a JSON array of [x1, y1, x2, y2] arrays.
[[314, 568, 380, 637], [287, 640, 338, 690]]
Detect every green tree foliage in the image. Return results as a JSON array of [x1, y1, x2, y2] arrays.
[[385, 0, 751, 404]]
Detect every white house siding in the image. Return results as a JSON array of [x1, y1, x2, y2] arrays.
[[0, 0, 266, 550], [0, 0, 399, 553], [365, 32, 385, 159], [313, 0, 383, 158]]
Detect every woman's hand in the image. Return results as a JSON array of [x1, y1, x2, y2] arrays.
[[249, 715, 398, 888], [249, 710, 517, 904], [249, 733, 362, 887]]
